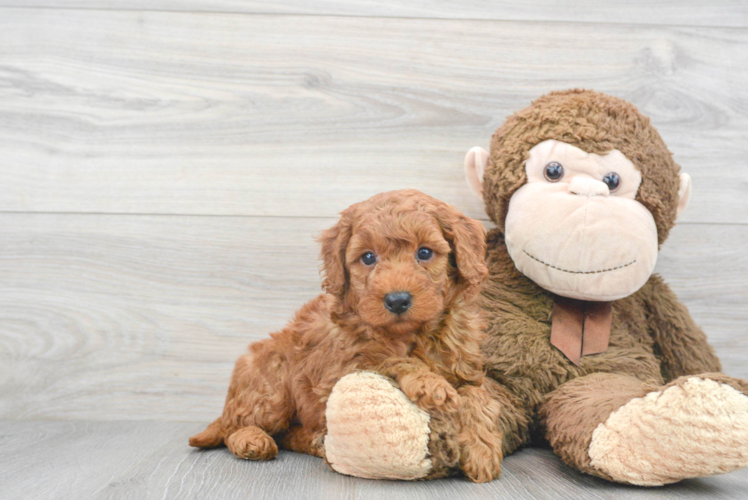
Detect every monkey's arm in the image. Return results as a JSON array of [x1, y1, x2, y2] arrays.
[[643, 275, 721, 382]]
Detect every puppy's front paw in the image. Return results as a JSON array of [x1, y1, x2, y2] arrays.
[[461, 438, 503, 483], [400, 373, 461, 412]]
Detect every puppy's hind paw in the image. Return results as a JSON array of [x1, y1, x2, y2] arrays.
[[226, 426, 278, 461]]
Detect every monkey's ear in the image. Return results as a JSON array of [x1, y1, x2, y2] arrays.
[[464, 147, 489, 200], [676, 173, 692, 220], [318, 209, 354, 297]]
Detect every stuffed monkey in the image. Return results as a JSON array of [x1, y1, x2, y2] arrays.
[[322, 90, 748, 485]]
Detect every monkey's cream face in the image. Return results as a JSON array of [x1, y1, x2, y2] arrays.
[[504, 140, 658, 301]]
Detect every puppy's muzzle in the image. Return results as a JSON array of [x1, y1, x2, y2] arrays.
[[384, 292, 412, 315]]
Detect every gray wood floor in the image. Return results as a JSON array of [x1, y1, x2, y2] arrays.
[[1, 1, 747, 499], [3, 421, 748, 500]]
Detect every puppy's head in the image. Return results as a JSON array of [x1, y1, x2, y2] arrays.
[[319, 190, 487, 334]]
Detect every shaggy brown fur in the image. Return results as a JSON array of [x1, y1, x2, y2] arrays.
[[475, 90, 746, 480], [190, 189, 503, 482]]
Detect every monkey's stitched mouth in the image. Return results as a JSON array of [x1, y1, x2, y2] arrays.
[[523, 250, 636, 275]]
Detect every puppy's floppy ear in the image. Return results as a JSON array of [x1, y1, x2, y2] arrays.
[[318, 207, 355, 297], [429, 202, 488, 299]]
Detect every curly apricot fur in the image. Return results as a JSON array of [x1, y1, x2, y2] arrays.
[[189, 190, 502, 482]]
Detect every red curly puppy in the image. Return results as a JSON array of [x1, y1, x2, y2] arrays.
[[189, 189, 503, 482]]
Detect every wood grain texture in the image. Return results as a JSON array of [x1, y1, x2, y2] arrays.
[[1, 420, 747, 500], [0, 421, 189, 500], [0, 213, 745, 421], [0, 214, 327, 421], [0, 8, 747, 223], [0, 1, 747, 28]]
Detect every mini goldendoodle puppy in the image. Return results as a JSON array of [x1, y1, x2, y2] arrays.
[[189, 189, 503, 482]]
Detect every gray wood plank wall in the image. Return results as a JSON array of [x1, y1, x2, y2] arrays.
[[1, 3, 747, 426], [1, 1, 747, 28]]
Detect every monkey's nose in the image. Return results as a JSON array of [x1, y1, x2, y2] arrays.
[[568, 177, 610, 197], [384, 292, 412, 315]]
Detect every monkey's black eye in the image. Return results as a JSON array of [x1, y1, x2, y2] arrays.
[[417, 247, 433, 261], [544, 162, 564, 182], [361, 252, 376, 266], [602, 172, 620, 192]]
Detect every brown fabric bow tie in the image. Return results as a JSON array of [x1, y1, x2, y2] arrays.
[[551, 297, 613, 366]]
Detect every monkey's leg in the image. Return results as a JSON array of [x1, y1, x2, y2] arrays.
[[324, 371, 459, 480], [541, 372, 748, 485], [323, 372, 529, 481]]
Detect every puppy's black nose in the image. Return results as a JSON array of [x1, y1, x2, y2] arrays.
[[384, 292, 412, 315]]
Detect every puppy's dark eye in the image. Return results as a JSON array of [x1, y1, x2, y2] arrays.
[[361, 252, 376, 266], [544, 162, 564, 182], [417, 247, 433, 261], [602, 172, 620, 192]]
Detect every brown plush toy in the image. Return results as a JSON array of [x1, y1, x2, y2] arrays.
[[323, 89, 748, 485]]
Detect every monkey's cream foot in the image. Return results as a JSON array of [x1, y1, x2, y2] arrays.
[[588, 376, 748, 486], [324, 371, 433, 480]]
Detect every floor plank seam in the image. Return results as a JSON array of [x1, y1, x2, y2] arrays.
[[0, 210, 742, 227]]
